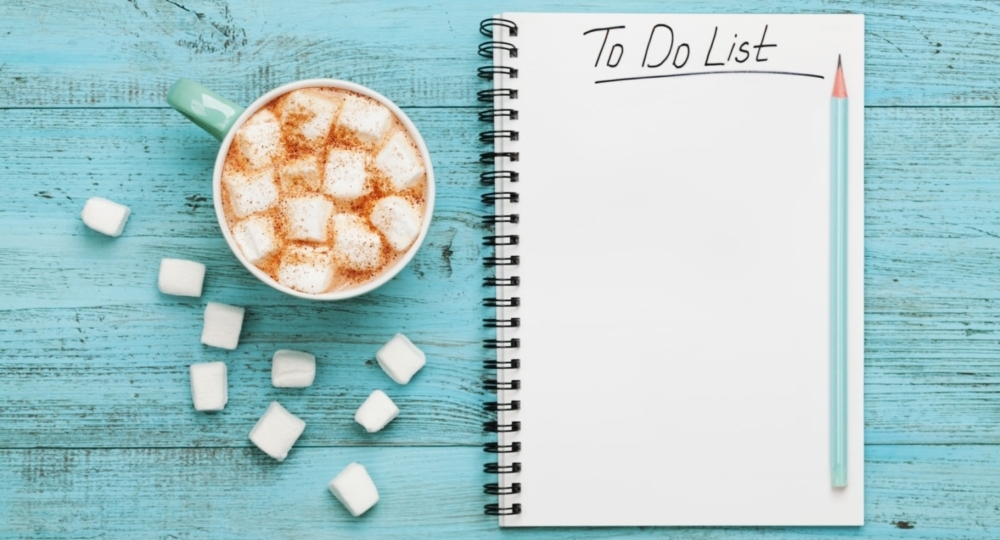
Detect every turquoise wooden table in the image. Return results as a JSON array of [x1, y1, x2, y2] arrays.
[[2, 0, 1000, 537]]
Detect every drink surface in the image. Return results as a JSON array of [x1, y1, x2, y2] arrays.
[[220, 87, 427, 294]]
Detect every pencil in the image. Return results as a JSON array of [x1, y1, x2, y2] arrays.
[[830, 55, 848, 488]]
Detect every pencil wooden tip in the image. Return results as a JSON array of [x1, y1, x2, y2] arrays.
[[832, 56, 847, 98]]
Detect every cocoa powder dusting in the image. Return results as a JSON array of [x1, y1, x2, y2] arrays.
[[218, 87, 427, 294]]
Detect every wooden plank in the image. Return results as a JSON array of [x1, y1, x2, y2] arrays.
[[0, 107, 481, 245], [0, 107, 482, 312], [0, 302, 492, 447], [4, 0, 998, 537], [862, 106, 1000, 444], [2, 0, 1000, 107], [5, 106, 1000, 446], [1, 445, 998, 538], [0, 106, 492, 448]]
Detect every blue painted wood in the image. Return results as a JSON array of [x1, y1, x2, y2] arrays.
[[1, 445, 998, 539], [2, 0, 1000, 537], [1, 0, 999, 107], [0, 105, 491, 448], [5, 107, 1000, 448]]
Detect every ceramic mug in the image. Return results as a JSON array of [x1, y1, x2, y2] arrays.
[[167, 78, 435, 300]]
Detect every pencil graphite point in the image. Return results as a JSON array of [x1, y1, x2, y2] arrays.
[[832, 55, 847, 98]]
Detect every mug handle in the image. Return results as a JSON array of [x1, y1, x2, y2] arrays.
[[167, 78, 245, 141]]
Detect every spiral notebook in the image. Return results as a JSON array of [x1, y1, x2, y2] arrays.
[[479, 13, 865, 526]]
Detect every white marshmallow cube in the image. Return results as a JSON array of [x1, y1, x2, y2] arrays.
[[375, 333, 426, 385], [374, 132, 425, 191], [81, 197, 131, 237], [224, 169, 280, 218], [282, 195, 334, 242], [332, 214, 383, 271], [201, 302, 245, 350], [231, 215, 278, 264], [338, 94, 393, 144], [281, 89, 340, 144], [355, 390, 399, 433], [235, 109, 282, 169], [248, 401, 306, 462], [323, 148, 369, 200], [279, 155, 323, 192], [189, 361, 228, 411], [158, 258, 206, 297], [278, 245, 334, 294], [271, 349, 316, 388], [328, 463, 379, 517], [370, 196, 422, 252]]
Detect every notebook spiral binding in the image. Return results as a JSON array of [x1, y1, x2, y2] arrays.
[[479, 16, 522, 518]]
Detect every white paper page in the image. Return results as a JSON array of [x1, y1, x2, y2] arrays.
[[490, 13, 864, 526]]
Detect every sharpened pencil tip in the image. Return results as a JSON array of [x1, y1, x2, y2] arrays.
[[832, 56, 847, 98]]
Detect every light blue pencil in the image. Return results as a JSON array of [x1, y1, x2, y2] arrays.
[[830, 55, 849, 488]]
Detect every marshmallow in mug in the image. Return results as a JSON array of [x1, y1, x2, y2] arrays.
[[220, 87, 428, 295]]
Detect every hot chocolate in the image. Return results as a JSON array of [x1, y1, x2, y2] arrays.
[[219, 88, 428, 294]]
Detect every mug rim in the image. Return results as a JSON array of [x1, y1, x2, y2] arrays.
[[212, 78, 436, 301]]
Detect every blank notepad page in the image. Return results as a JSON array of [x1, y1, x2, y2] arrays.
[[487, 13, 865, 526]]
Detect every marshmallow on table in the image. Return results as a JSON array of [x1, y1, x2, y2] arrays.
[[332, 214, 383, 271], [271, 349, 316, 388], [281, 89, 340, 144], [278, 245, 334, 294], [370, 196, 422, 252], [282, 195, 334, 242], [158, 258, 206, 297], [279, 155, 322, 192], [189, 361, 227, 411], [323, 148, 369, 200], [249, 401, 306, 462], [355, 390, 399, 433], [374, 132, 425, 191], [338, 95, 393, 144], [81, 197, 131, 237], [224, 169, 280, 219], [375, 333, 426, 385], [231, 215, 278, 264], [201, 302, 245, 350], [328, 463, 379, 517], [235, 109, 282, 169]]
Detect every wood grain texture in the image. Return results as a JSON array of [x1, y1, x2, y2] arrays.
[[0, 106, 492, 448], [2, 0, 1000, 107], [5, 108, 1000, 448], [1, 445, 998, 539], [0, 107, 482, 310], [3, 0, 1000, 536]]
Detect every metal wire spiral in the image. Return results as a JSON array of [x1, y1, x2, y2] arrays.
[[479, 16, 521, 517]]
